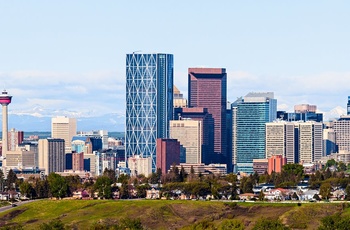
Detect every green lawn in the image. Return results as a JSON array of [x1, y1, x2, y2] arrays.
[[0, 199, 348, 229]]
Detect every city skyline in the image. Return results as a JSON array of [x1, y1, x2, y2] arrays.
[[1, 1, 350, 132]]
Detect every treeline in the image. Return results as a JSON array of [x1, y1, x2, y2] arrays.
[[2, 160, 350, 200]]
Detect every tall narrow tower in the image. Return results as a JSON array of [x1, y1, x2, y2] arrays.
[[0, 90, 12, 159]]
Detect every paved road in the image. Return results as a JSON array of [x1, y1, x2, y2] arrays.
[[0, 200, 37, 213]]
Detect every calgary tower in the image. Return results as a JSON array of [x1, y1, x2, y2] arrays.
[[0, 90, 12, 160]]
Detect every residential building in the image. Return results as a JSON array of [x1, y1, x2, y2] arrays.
[[51, 116, 77, 152], [188, 68, 227, 163], [8, 128, 24, 151], [38, 138, 65, 175], [125, 53, 173, 172], [156, 138, 180, 175], [236, 92, 277, 174]]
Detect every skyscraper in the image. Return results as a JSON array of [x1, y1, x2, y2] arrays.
[[265, 121, 298, 164], [347, 96, 350, 115], [126, 53, 173, 171], [298, 122, 323, 163], [38, 138, 65, 175], [235, 92, 277, 174], [51, 116, 77, 152], [174, 107, 214, 164], [188, 68, 227, 163]]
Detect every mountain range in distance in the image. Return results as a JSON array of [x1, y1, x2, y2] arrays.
[[0, 105, 347, 132]]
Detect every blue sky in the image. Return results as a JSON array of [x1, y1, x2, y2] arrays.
[[1, 1, 350, 117]]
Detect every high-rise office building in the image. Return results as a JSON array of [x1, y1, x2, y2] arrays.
[[235, 92, 277, 174], [38, 138, 65, 175], [334, 116, 350, 152], [298, 122, 323, 163], [231, 97, 243, 172], [126, 53, 173, 171], [51, 116, 77, 152], [265, 121, 298, 164], [347, 97, 350, 115], [188, 68, 227, 163], [170, 119, 203, 164], [174, 107, 214, 164]]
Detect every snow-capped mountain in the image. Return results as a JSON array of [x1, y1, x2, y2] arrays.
[[321, 106, 347, 121], [4, 106, 125, 131]]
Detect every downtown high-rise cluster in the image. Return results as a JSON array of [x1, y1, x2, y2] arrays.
[[125, 52, 349, 175]]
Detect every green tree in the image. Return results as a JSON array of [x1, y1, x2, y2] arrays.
[[136, 184, 151, 198], [258, 190, 265, 201], [179, 166, 187, 182], [94, 176, 112, 199], [323, 168, 332, 180], [0, 170, 4, 192], [34, 178, 49, 198], [253, 218, 290, 230], [319, 183, 332, 200], [47, 173, 68, 199], [103, 168, 116, 183], [337, 161, 347, 171], [346, 184, 350, 201], [65, 175, 81, 196], [19, 181, 33, 199], [325, 159, 336, 168], [6, 169, 17, 191]]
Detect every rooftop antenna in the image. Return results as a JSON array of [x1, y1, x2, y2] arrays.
[[133, 50, 142, 54]]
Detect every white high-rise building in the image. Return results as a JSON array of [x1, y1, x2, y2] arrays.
[[265, 121, 297, 163], [334, 116, 350, 152], [299, 122, 323, 163], [51, 116, 77, 153]]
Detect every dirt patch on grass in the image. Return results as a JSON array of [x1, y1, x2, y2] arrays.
[[0, 208, 27, 227]]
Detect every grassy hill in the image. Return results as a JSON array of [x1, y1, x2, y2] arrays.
[[0, 200, 349, 229]]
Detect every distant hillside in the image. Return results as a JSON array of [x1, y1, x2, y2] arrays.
[[0, 200, 347, 229]]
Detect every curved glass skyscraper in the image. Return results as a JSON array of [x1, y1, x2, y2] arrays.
[[125, 53, 173, 171]]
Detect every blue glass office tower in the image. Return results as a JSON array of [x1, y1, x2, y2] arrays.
[[126, 53, 173, 171], [236, 92, 277, 174]]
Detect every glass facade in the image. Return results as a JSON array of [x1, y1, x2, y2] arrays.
[[188, 68, 227, 163], [125, 53, 173, 171], [236, 93, 277, 174]]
